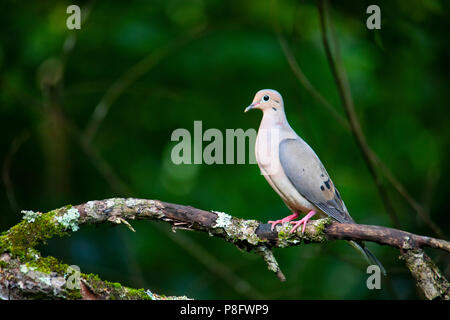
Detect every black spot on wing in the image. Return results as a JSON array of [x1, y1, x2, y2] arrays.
[[279, 138, 354, 224]]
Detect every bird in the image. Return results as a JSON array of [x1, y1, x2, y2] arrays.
[[245, 89, 386, 275]]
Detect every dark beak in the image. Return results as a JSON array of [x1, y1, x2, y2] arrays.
[[244, 103, 258, 113]]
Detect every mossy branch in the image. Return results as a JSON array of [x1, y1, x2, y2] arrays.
[[0, 252, 187, 300], [1, 198, 449, 299]]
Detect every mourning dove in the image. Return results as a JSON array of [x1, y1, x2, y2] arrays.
[[245, 89, 386, 275]]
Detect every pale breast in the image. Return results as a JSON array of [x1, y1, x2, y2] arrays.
[[255, 130, 316, 213]]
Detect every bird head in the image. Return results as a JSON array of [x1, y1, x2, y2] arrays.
[[245, 89, 283, 113]]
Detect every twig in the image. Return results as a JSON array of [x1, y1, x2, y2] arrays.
[[371, 153, 446, 239], [277, 35, 350, 130], [255, 246, 286, 282], [316, 0, 400, 228]]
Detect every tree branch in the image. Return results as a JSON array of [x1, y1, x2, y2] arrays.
[[1, 198, 449, 299], [400, 249, 450, 300], [0, 251, 189, 300]]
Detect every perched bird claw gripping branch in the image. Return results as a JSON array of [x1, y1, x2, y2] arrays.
[[245, 89, 386, 275]]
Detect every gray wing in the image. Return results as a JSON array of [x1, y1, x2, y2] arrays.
[[279, 138, 354, 224]]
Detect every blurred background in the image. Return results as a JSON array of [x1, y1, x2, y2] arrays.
[[1, 0, 449, 299]]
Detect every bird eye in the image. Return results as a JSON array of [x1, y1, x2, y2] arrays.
[[263, 95, 270, 102]]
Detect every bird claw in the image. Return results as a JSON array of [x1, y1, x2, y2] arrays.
[[269, 219, 290, 231], [268, 211, 316, 233], [268, 212, 299, 231], [289, 220, 307, 234], [289, 210, 316, 234], [268, 220, 281, 231]]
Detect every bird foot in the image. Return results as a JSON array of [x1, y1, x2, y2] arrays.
[[268, 212, 299, 231], [289, 210, 316, 234]]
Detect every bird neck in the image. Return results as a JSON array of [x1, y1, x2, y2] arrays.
[[259, 109, 289, 131]]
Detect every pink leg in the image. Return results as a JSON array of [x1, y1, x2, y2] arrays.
[[290, 210, 316, 234], [268, 212, 299, 231]]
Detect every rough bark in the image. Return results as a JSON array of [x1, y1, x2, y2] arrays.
[[400, 249, 450, 300], [0, 252, 188, 300], [1, 198, 449, 299]]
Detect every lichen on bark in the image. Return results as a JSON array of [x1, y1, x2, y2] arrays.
[[1, 198, 449, 300], [0, 203, 189, 300], [400, 249, 450, 300]]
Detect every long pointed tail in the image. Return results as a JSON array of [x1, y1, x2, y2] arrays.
[[349, 240, 387, 276]]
